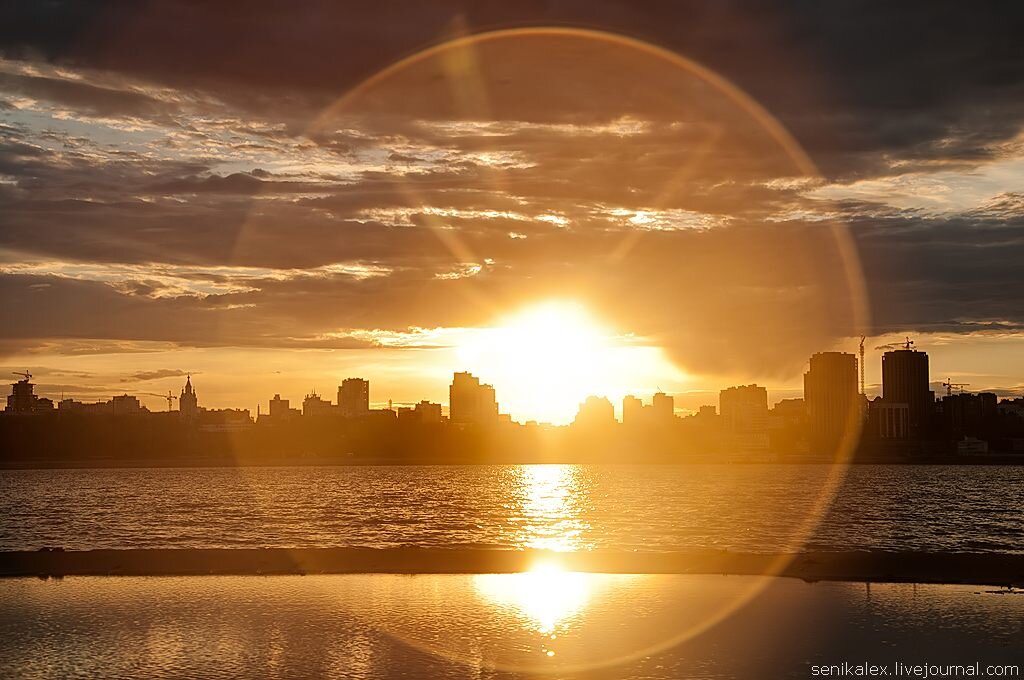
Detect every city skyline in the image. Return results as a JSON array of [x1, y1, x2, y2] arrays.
[[3, 11, 1024, 427], [7, 340, 1022, 467], [10, 339, 1022, 427], [5, 331, 1022, 421]]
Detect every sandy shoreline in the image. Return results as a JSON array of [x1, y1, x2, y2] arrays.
[[2, 548, 1023, 587]]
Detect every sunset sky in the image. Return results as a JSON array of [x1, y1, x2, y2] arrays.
[[1, 2, 1022, 422]]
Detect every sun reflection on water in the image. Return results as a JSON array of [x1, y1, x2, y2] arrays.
[[473, 561, 595, 639], [517, 464, 589, 552]]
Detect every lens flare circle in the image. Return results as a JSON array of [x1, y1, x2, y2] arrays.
[[231, 25, 871, 674]]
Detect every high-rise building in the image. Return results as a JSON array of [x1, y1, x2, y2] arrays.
[[449, 372, 498, 425], [622, 395, 643, 425], [179, 375, 199, 419], [574, 395, 615, 427], [719, 384, 769, 451], [4, 374, 53, 414], [881, 347, 932, 436], [804, 352, 860, 453], [338, 378, 370, 418], [719, 385, 768, 433], [652, 392, 675, 421], [940, 392, 997, 436]]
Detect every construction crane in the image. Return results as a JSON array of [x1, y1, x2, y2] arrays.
[[941, 379, 970, 398], [144, 391, 179, 411], [858, 336, 866, 396], [12, 371, 32, 381], [875, 336, 916, 352]]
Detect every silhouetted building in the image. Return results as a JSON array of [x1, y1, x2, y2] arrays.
[[940, 392, 997, 436], [720, 385, 768, 432], [719, 384, 768, 451], [58, 398, 113, 415], [882, 348, 932, 436], [652, 392, 675, 421], [267, 393, 300, 420], [998, 397, 1024, 420], [413, 400, 443, 424], [302, 390, 333, 417], [179, 376, 199, 419], [449, 372, 498, 425], [804, 352, 860, 453], [5, 375, 53, 414], [622, 395, 643, 426], [574, 395, 615, 427], [338, 378, 370, 418], [768, 398, 805, 429], [199, 408, 252, 432], [111, 394, 145, 416], [868, 398, 909, 439], [623, 392, 675, 426], [698, 405, 717, 418]]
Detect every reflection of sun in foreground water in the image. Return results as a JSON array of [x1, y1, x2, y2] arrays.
[[473, 561, 594, 645], [518, 464, 587, 552]]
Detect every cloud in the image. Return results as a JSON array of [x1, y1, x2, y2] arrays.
[[0, 1, 1022, 382], [123, 368, 188, 382]]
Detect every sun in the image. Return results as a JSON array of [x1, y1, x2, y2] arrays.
[[455, 300, 682, 424]]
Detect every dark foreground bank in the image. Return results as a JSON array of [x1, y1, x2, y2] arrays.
[[2, 548, 1023, 586]]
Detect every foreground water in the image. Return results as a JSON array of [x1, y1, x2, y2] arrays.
[[2, 464, 1023, 553], [2, 574, 1022, 679]]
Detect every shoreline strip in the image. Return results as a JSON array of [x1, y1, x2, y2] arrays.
[[2, 548, 1023, 586]]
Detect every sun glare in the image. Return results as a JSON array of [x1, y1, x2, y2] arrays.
[[455, 300, 681, 424], [473, 560, 594, 637]]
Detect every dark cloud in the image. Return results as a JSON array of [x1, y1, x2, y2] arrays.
[[0, 0, 1022, 379], [2, 1, 1021, 176]]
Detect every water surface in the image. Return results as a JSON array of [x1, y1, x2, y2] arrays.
[[2, 464, 1023, 553], [2, 574, 1022, 679]]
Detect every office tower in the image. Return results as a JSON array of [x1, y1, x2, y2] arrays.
[[652, 392, 675, 421], [338, 378, 370, 418], [622, 395, 643, 425], [719, 384, 769, 451], [719, 385, 768, 433], [804, 352, 860, 453], [574, 395, 615, 427], [179, 375, 198, 419], [5, 373, 53, 413], [449, 372, 498, 425], [881, 347, 932, 436]]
